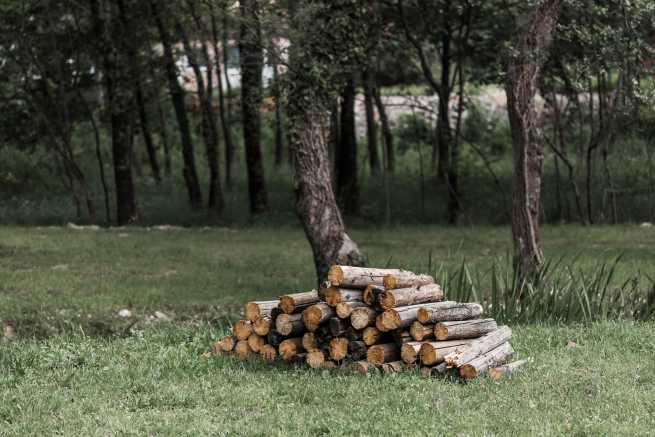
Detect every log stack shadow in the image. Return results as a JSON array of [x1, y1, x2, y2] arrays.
[[215, 265, 525, 380]]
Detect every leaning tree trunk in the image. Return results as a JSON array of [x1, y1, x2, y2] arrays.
[[336, 75, 359, 215], [505, 0, 562, 278], [150, 0, 202, 209], [239, 0, 268, 214], [288, 107, 365, 283]]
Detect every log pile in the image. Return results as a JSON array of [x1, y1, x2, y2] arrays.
[[215, 265, 523, 380]]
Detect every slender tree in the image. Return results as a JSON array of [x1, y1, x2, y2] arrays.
[[362, 68, 380, 175], [336, 75, 359, 215], [150, 0, 203, 209], [505, 0, 562, 277], [239, 0, 268, 214]]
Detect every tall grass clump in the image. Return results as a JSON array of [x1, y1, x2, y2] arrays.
[[432, 255, 655, 324]]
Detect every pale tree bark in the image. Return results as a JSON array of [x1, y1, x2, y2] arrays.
[[505, 0, 562, 278]]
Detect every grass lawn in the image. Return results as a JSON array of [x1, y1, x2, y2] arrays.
[[1, 224, 654, 435]]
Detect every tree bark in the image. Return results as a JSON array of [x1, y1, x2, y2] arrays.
[[302, 303, 336, 331], [239, 0, 268, 214], [177, 17, 225, 213], [150, 1, 202, 209], [416, 301, 483, 324], [379, 284, 443, 310], [434, 318, 498, 341], [335, 301, 366, 319], [328, 266, 434, 290], [336, 76, 359, 215], [459, 342, 514, 380], [272, 62, 285, 167], [221, 4, 235, 187], [244, 300, 279, 321], [505, 0, 562, 278], [367, 343, 400, 364], [134, 78, 161, 184], [279, 290, 320, 314], [362, 68, 380, 175], [324, 288, 363, 307], [443, 325, 512, 368], [93, 0, 138, 226], [275, 313, 304, 336]]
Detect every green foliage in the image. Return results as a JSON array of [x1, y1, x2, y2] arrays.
[[393, 113, 433, 156]]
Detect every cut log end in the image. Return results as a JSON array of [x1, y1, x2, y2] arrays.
[[329, 337, 349, 361], [302, 332, 318, 352], [279, 338, 304, 361], [253, 317, 271, 336], [362, 327, 381, 346], [234, 340, 252, 360], [279, 296, 295, 314], [327, 265, 344, 286], [367, 343, 400, 364], [275, 313, 304, 336], [217, 335, 236, 352], [247, 334, 266, 353], [410, 321, 434, 341], [243, 302, 260, 322], [382, 274, 397, 290], [378, 291, 396, 310], [233, 320, 253, 341], [351, 307, 377, 330], [401, 342, 421, 364], [259, 344, 277, 362], [375, 310, 400, 332], [306, 350, 326, 369]]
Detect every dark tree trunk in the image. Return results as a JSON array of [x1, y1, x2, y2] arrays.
[[362, 68, 380, 175], [93, 0, 138, 226], [505, 0, 562, 278], [150, 0, 203, 209], [155, 94, 172, 176], [135, 78, 161, 184], [272, 63, 285, 167], [336, 76, 359, 215], [209, 4, 235, 188], [239, 0, 268, 214], [222, 5, 235, 187], [180, 6, 225, 213], [372, 84, 394, 173]]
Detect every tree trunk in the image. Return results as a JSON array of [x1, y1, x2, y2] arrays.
[[272, 62, 285, 167], [373, 86, 394, 173], [134, 78, 161, 184], [177, 14, 224, 213], [505, 0, 561, 278], [150, 1, 202, 208], [209, 2, 236, 190], [94, 0, 138, 225], [221, 5, 235, 187], [362, 68, 380, 175], [336, 76, 359, 215], [239, 0, 269, 214]]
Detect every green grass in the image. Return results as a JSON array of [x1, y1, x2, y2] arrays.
[[1, 322, 654, 435], [1, 224, 655, 435]]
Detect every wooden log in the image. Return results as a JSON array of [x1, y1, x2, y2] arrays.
[[363, 285, 385, 306], [324, 287, 364, 307], [247, 334, 266, 353], [302, 331, 319, 352], [267, 329, 286, 347], [275, 313, 305, 336], [367, 343, 400, 364], [420, 365, 452, 377], [336, 301, 366, 319], [253, 316, 272, 336], [379, 284, 444, 310], [344, 327, 362, 342], [362, 326, 389, 346], [244, 300, 279, 322], [306, 350, 326, 369], [329, 337, 349, 361], [488, 359, 530, 381], [416, 302, 484, 324], [459, 342, 514, 379], [233, 320, 253, 341], [381, 361, 404, 373], [444, 326, 513, 368], [217, 335, 236, 352], [400, 341, 424, 364], [302, 303, 336, 331], [419, 340, 474, 366], [410, 321, 434, 341], [259, 344, 278, 361], [328, 265, 434, 289], [435, 318, 497, 341], [350, 307, 378, 330], [392, 330, 413, 345], [349, 340, 368, 361], [279, 337, 304, 361], [279, 290, 320, 314], [375, 304, 426, 332], [289, 353, 308, 365], [328, 317, 350, 337], [356, 360, 379, 374], [234, 340, 252, 360]]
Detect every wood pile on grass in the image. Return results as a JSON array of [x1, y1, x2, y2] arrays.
[[215, 265, 525, 380]]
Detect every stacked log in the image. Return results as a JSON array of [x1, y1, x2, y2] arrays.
[[217, 265, 519, 380]]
